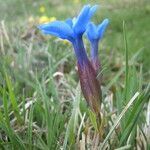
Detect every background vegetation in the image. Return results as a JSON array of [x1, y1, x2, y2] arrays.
[[0, 0, 149, 149]]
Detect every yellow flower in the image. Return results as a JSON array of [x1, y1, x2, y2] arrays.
[[38, 16, 56, 24], [39, 16, 49, 23], [74, 0, 80, 4], [39, 6, 46, 13], [49, 17, 56, 22]]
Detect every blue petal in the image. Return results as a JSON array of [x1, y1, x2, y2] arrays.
[[73, 5, 91, 35], [38, 21, 74, 41], [73, 5, 98, 35], [65, 18, 73, 28], [97, 19, 109, 40], [86, 22, 98, 41], [88, 5, 99, 18]]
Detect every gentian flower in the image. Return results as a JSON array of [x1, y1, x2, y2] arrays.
[[86, 19, 109, 74], [38, 5, 103, 119]]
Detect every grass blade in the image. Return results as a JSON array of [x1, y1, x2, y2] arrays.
[[100, 92, 140, 149]]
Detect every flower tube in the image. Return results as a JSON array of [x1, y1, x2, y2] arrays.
[[86, 19, 109, 74]]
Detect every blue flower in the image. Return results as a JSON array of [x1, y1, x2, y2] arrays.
[[38, 5, 98, 66], [86, 19, 109, 43], [86, 19, 109, 73], [38, 5, 98, 42], [38, 5, 103, 121]]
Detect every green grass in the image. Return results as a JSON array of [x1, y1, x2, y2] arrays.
[[0, 0, 150, 149]]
